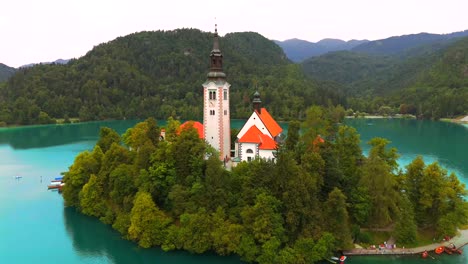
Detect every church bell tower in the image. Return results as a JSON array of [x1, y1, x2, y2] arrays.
[[203, 25, 231, 160]]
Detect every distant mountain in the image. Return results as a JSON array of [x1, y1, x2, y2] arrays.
[[351, 30, 468, 55], [20, 58, 71, 68], [274, 38, 368, 62], [0, 63, 16, 82]]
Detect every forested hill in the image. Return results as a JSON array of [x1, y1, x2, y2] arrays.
[[351, 30, 468, 55], [0, 28, 343, 126], [301, 36, 468, 119], [0, 63, 16, 82]]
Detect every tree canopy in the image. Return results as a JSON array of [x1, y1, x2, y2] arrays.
[[62, 106, 468, 263]]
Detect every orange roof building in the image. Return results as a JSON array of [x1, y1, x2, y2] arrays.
[[179, 121, 204, 139], [234, 92, 282, 162]]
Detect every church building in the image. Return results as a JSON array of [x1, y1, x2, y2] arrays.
[[234, 91, 283, 162], [202, 25, 231, 161], [180, 26, 282, 164]]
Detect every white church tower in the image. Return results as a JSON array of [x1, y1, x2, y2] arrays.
[[203, 25, 231, 160]]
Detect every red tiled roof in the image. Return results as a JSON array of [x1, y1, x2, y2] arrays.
[[239, 125, 277, 150], [179, 121, 204, 139], [258, 133, 277, 150], [255, 108, 282, 137], [239, 125, 262, 143]]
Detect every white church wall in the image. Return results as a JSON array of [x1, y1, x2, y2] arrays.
[[259, 149, 275, 161], [239, 142, 258, 162]]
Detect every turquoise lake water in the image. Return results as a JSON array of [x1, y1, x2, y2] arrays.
[[0, 119, 467, 263]]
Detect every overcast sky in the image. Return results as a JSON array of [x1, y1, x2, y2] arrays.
[[1, 0, 467, 67]]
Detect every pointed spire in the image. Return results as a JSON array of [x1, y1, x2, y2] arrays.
[[207, 24, 225, 80], [253, 91, 262, 114], [212, 24, 220, 52]]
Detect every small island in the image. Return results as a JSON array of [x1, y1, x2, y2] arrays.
[[60, 27, 468, 264], [62, 114, 468, 263]]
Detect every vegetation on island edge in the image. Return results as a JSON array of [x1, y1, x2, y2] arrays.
[[62, 105, 468, 263]]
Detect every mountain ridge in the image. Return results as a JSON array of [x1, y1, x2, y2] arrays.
[[273, 38, 368, 62], [0, 63, 16, 82], [351, 30, 468, 55], [20, 58, 71, 68], [276, 29, 468, 62]]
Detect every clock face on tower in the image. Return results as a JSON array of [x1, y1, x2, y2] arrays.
[[209, 101, 215, 107]]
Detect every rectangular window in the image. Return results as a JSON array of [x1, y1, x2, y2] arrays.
[[223, 89, 227, 100], [209, 90, 216, 100], [224, 110, 227, 115], [210, 110, 215, 115], [247, 157, 252, 162]]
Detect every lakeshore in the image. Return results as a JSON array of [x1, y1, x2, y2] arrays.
[[344, 229, 468, 256], [1, 119, 467, 264], [441, 115, 468, 125], [345, 114, 416, 119]]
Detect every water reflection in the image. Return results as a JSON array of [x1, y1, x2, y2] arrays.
[[63, 207, 243, 264], [0, 121, 142, 149]]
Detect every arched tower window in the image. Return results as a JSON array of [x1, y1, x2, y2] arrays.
[[246, 149, 253, 154]]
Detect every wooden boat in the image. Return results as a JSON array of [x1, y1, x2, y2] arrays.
[[48, 182, 64, 190], [434, 246, 444, 254]]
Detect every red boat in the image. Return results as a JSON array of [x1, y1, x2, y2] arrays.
[[434, 246, 444, 255], [421, 250, 428, 258]]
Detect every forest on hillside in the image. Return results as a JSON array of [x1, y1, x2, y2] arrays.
[[63, 106, 468, 263], [302, 37, 468, 119], [0, 29, 343, 126]]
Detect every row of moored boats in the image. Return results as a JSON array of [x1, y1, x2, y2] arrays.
[[48, 177, 65, 192]]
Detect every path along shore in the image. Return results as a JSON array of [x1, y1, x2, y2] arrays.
[[343, 229, 468, 256]]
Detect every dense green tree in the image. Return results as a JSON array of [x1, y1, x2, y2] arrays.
[[178, 209, 213, 253], [203, 156, 230, 211], [96, 127, 121, 153], [394, 194, 417, 244], [302, 106, 330, 143], [108, 164, 137, 207], [404, 156, 426, 223], [79, 174, 106, 217], [241, 192, 285, 244], [285, 120, 300, 152], [211, 208, 244, 256], [128, 191, 172, 248], [367, 137, 399, 171], [63, 146, 102, 207], [256, 237, 281, 264], [335, 125, 363, 196], [170, 122, 205, 187], [359, 139, 399, 227], [323, 188, 353, 249]]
